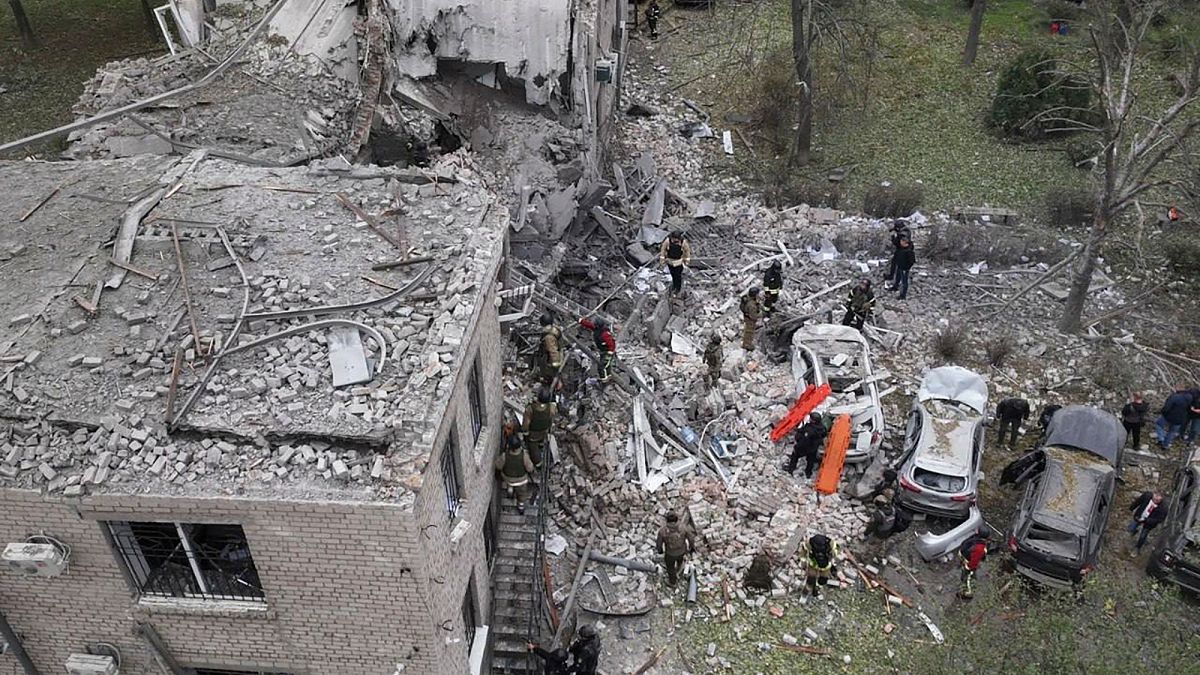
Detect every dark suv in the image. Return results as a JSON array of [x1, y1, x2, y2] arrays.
[[1146, 450, 1200, 595], [1006, 406, 1125, 590]]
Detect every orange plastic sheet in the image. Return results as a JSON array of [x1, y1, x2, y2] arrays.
[[814, 413, 851, 495], [769, 383, 832, 442]]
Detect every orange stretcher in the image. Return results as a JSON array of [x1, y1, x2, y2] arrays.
[[814, 413, 852, 495], [769, 383, 832, 443]]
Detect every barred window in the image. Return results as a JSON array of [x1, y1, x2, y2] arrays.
[[462, 579, 478, 652], [483, 503, 497, 566], [107, 521, 264, 602], [468, 361, 484, 444], [442, 435, 464, 518]]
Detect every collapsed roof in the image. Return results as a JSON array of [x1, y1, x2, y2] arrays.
[[0, 153, 506, 505], [917, 366, 988, 415]]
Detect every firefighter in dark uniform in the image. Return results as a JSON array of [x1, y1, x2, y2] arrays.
[[762, 260, 783, 317], [538, 313, 564, 384], [494, 434, 535, 514], [741, 287, 762, 351], [703, 334, 723, 387], [656, 511, 696, 587], [804, 533, 838, 598], [522, 386, 558, 470], [647, 0, 663, 39]]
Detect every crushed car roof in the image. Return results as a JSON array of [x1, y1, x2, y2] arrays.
[[1043, 405, 1125, 465], [792, 323, 869, 345], [1032, 447, 1114, 535], [917, 366, 988, 414], [914, 402, 979, 475]]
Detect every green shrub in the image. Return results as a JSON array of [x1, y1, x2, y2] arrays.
[[985, 334, 1016, 367], [1064, 138, 1096, 168], [1044, 186, 1094, 227], [863, 182, 924, 218], [931, 323, 969, 363], [752, 50, 801, 155], [1161, 231, 1200, 277], [990, 50, 1093, 140], [1041, 0, 1086, 22]]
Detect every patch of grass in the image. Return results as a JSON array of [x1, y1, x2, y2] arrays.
[[984, 333, 1016, 366], [0, 0, 163, 156]]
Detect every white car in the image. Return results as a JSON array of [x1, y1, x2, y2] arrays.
[[790, 324, 885, 464], [895, 366, 989, 518]]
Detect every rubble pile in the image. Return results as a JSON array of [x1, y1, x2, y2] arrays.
[[0, 153, 504, 505], [66, 17, 357, 164]]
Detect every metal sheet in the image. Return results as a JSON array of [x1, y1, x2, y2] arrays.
[[1043, 405, 1126, 464], [917, 366, 989, 414], [327, 327, 372, 387]]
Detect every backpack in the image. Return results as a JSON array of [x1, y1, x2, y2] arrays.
[[958, 536, 985, 560]]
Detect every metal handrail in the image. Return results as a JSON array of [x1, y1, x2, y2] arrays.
[[524, 451, 553, 672]]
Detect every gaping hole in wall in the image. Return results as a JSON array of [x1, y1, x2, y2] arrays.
[[367, 125, 432, 167]]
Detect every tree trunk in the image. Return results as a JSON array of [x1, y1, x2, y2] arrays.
[[963, 0, 986, 65], [1058, 210, 1106, 333], [791, 0, 814, 166], [9, 0, 36, 49]]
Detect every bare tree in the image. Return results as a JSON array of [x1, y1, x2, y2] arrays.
[[964, 0, 987, 65], [1050, 0, 1200, 333], [789, 0, 876, 167]]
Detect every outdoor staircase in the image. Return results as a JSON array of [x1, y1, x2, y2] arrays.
[[489, 489, 550, 675]]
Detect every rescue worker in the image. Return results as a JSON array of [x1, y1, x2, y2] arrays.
[[525, 643, 570, 675], [785, 413, 827, 479], [655, 511, 696, 587], [578, 317, 616, 382], [804, 533, 838, 599], [646, 0, 663, 39], [841, 279, 874, 330], [538, 313, 564, 384], [522, 386, 558, 470], [494, 434, 535, 514], [888, 237, 915, 300], [958, 530, 990, 599], [569, 624, 601, 675], [658, 230, 692, 295], [703, 334, 723, 387], [884, 219, 911, 282], [741, 287, 762, 351], [865, 493, 898, 540], [762, 260, 783, 317], [995, 397, 1031, 447]]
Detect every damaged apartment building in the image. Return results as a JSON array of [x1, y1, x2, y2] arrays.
[[0, 153, 509, 675], [0, 0, 630, 673]]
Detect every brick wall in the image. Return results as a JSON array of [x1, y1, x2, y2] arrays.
[[406, 254, 504, 674], [0, 490, 435, 674]]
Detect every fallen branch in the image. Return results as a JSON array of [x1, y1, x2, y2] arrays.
[[1082, 281, 1169, 329], [986, 247, 1083, 319], [20, 183, 63, 221], [632, 646, 668, 674], [336, 193, 404, 250]]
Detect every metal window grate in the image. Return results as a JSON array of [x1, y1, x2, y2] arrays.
[[483, 503, 497, 566], [462, 579, 478, 652], [108, 521, 265, 602], [468, 361, 484, 444], [442, 436, 463, 518]]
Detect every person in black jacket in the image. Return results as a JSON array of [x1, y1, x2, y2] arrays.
[[646, 0, 663, 39], [888, 237, 916, 300], [1155, 384, 1193, 449], [1121, 392, 1150, 449], [1037, 404, 1062, 440], [995, 397, 1031, 447], [785, 413, 827, 478], [526, 643, 571, 675], [1127, 491, 1166, 554], [762, 260, 783, 317], [884, 219, 911, 281], [568, 624, 601, 675], [1183, 386, 1200, 445]]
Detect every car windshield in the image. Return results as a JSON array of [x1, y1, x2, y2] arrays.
[[913, 467, 966, 493], [1025, 521, 1082, 560]]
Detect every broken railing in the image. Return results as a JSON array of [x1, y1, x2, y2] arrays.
[[523, 456, 555, 672]]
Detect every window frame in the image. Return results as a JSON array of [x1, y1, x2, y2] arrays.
[[462, 577, 478, 653], [467, 358, 484, 444], [442, 432, 464, 519], [106, 520, 265, 602]]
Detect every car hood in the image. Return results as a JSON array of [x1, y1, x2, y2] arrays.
[[917, 366, 988, 414]]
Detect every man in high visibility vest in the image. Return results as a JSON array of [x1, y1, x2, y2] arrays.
[[494, 434, 535, 514], [804, 533, 838, 599]]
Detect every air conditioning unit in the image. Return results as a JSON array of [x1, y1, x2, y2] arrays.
[[2, 542, 66, 577], [594, 57, 616, 83], [65, 654, 119, 675]]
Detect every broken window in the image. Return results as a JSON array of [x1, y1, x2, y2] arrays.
[[468, 360, 484, 444], [107, 521, 264, 601], [442, 434, 464, 519], [483, 502, 497, 567], [913, 468, 966, 493], [462, 577, 478, 653]]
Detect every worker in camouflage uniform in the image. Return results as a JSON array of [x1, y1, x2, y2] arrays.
[[762, 260, 783, 317], [494, 434, 535, 514], [538, 313, 564, 384], [841, 279, 874, 330], [703, 334, 722, 387], [741, 287, 762, 351], [656, 511, 696, 587], [522, 386, 558, 470]]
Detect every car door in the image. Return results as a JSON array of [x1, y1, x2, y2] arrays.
[[1089, 490, 1110, 564]]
